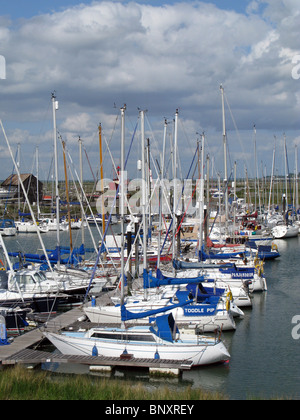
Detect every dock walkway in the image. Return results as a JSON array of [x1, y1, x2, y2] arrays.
[[2, 348, 193, 373], [0, 306, 84, 362], [0, 289, 115, 362]]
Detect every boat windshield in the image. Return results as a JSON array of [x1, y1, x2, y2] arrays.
[[34, 271, 48, 282], [90, 331, 156, 342]]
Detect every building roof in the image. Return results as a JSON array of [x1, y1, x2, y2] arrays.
[[1, 174, 39, 187]]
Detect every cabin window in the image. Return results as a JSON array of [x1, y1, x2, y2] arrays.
[[18, 274, 36, 285], [91, 332, 155, 342]]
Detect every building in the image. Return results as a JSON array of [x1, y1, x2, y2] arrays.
[[1, 174, 43, 204]]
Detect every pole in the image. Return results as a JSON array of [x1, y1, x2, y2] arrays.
[[62, 140, 73, 254], [98, 123, 105, 235], [120, 105, 126, 307], [220, 85, 228, 233], [52, 92, 60, 268]]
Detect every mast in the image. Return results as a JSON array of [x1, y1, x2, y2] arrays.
[[17, 143, 21, 217], [36, 146, 40, 220], [52, 92, 60, 268], [284, 134, 288, 211], [198, 133, 205, 260], [62, 140, 73, 254], [268, 137, 276, 214], [140, 109, 148, 300], [78, 136, 85, 249], [120, 105, 126, 307], [157, 119, 167, 270], [172, 109, 179, 273], [220, 85, 228, 233], [98, 123, 105, 235], [295, 145, 299, 219]]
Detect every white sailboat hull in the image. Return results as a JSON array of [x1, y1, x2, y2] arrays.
[[43, 330, 230, 366], [84, 303, 236, 332], [271, 225, 299, 239]]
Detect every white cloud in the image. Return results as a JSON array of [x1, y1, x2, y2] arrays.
[[0, 0, 299, 179]]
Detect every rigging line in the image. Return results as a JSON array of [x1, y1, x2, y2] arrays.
[[83, 146, 97, 183], [224, 92, 251, 178]]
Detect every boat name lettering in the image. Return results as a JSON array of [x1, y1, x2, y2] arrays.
[[184, 306, 216, 315], [232, 273, 253, 278]]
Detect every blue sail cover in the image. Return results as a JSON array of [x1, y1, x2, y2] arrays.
[[9, 244, 85, 268], [173, 259, 236, 270], [149, 313, 179, 343], [147, 268, 205, 289], [120, 296, 194, 322]]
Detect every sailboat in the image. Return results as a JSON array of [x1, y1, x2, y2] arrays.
[[44, 312, 230, 366]]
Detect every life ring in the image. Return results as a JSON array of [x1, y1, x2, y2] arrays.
[[271, 243, 278, 251]]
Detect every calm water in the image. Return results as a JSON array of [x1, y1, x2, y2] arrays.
[[2, 229, 300, 400]]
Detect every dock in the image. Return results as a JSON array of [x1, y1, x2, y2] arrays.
[[2, 348, 193, 375], [0, 306, 84, 362], [0, 292, 194, 375], [0, 291, 112, 362]]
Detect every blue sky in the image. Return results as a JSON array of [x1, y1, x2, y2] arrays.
[[1, 0, 259, 19]]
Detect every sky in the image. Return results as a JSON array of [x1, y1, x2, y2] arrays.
[[0, 0, 299, 184]]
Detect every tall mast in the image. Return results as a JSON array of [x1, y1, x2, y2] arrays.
[[62, 140, 73, 253], [36, 146, 40, 220], [172, 109, 179, 272], [295, 145, 299, 219], [254, 125, 261, 214], [268, 137, 276, 214], [220, 85, 228, 233], [284, 134, 288, 211], [78, 136, 85, 248], [157, 119, 167, 270], [52, 92, 60, 268], [98, 123, 105, 235], [17, 143, 21, 217], [120, 105, 126, 307], [140, 109, 148, 300], [198, 133, 205, 260]]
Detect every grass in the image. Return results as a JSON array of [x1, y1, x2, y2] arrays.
[[0, 366, 228, 400]]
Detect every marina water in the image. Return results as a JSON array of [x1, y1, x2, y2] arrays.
[[3, 230, 300, 400]]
